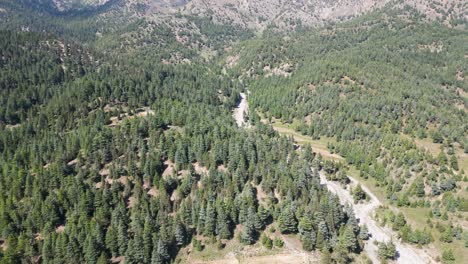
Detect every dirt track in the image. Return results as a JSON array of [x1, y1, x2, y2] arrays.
[[234, 93, 248, 127], [320, 172, 435, 264], [233, 94, 434, 263]]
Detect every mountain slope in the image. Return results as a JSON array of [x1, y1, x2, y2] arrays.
[[223, 5, 467, 262], [47, 0, 468, 28], [0, 1, 467, 264]]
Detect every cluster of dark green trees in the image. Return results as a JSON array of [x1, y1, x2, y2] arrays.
[[0, 29, 366, 263], [0, 1, 467, 263]]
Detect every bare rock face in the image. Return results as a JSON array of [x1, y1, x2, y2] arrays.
[[181, 0, 467, 29], [52, 0, 189, 10], [180, 0, 391, 30], [52, 0, 112, 11], [48, 0, 468, 28]]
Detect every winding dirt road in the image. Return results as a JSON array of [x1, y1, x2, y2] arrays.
[[320, 173, 435, 264], [233, 93, 434, 263]]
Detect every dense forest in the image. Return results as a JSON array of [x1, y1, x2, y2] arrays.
[[0, 0, 467, 263], [0, 29, 366, 263]]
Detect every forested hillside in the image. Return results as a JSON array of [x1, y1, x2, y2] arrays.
[[0, 29, 365, 264], [225, 4, 467, 262], [0, 0, 467, 264]]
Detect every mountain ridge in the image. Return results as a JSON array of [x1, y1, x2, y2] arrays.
[[45, 0, 466, 29]]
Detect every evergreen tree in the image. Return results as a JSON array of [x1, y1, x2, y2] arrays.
[[321, 248, 332, 264], [442, 249, 455, 262], [358, 224, 369, 240], [241, 215, 257, 245], [85, 237, 98, 264], [378, 240, 397, 260], [204, 202, 217, 237], [97, 252, 108, 264], [175, 220, 187, 246], [339, 225, 358, 252], [278, 206, 298, 233], [352, 184, 366, 203], [440, 226, 453, 243], [216, 202, 232, 239], [331, 243, 352, 263], [42, 237, 53, 264]]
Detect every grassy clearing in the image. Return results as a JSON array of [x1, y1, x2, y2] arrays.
[[400, 207, 431, 228], [401, 135, 468, 173], [438, 240, 466, 264], [347, 166, 389, 203], [376, 206, 467, 264], [188, 239, 243, 262], [175, 235, 314, 264], [266, 119, 344, 161]]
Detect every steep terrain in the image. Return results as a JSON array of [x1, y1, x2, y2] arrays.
[[52, 0, 111, 11], [227, 4, 468, 262], [0, 0, 467, 264], [44, 0, 468, 29]]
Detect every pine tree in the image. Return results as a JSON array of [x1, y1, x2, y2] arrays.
[[273, 237, 284, 248], [358, 224, 369, 240], [378, 240, 396, 260], [124, 239, 137, 264], [42, 236, 53, 264], [393, 212, 406, 231], [316, 221, 328, 249], [352, 184, 366, 203], [117, 222, 128, 255], [240, 218, 256, 245], [440, 226, 453, 243], [257, 205, 271, 227], [260, 233, 273, 249], [216, 202, 232, 239], [143, 218, 153, 263], [197, 203, 206, 234], [156, 237, 170, 263], [339, 225, 357, 252], [450, 155, 458, 170], [331, 243, 351, 263], [105, 226, 118, 257], [414, 178, 425, 197], [249, 207, 263, 230], [204, 202, 216, 237], [175, 220, 187, 246], [298, 213, 314, 234], [386, 241, 397, 259], [378, 242, 387, 259], [150, 242, 161, 264], [84, 237, 98, 264], [321, 248, 332, 264], [442, 249, 455, 262], [131, 235, 144, 263], [278, 206, 298, 234], [97, 252, 108, 264], [301, 231, 317, 251], [347, 211, 360, 234]]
